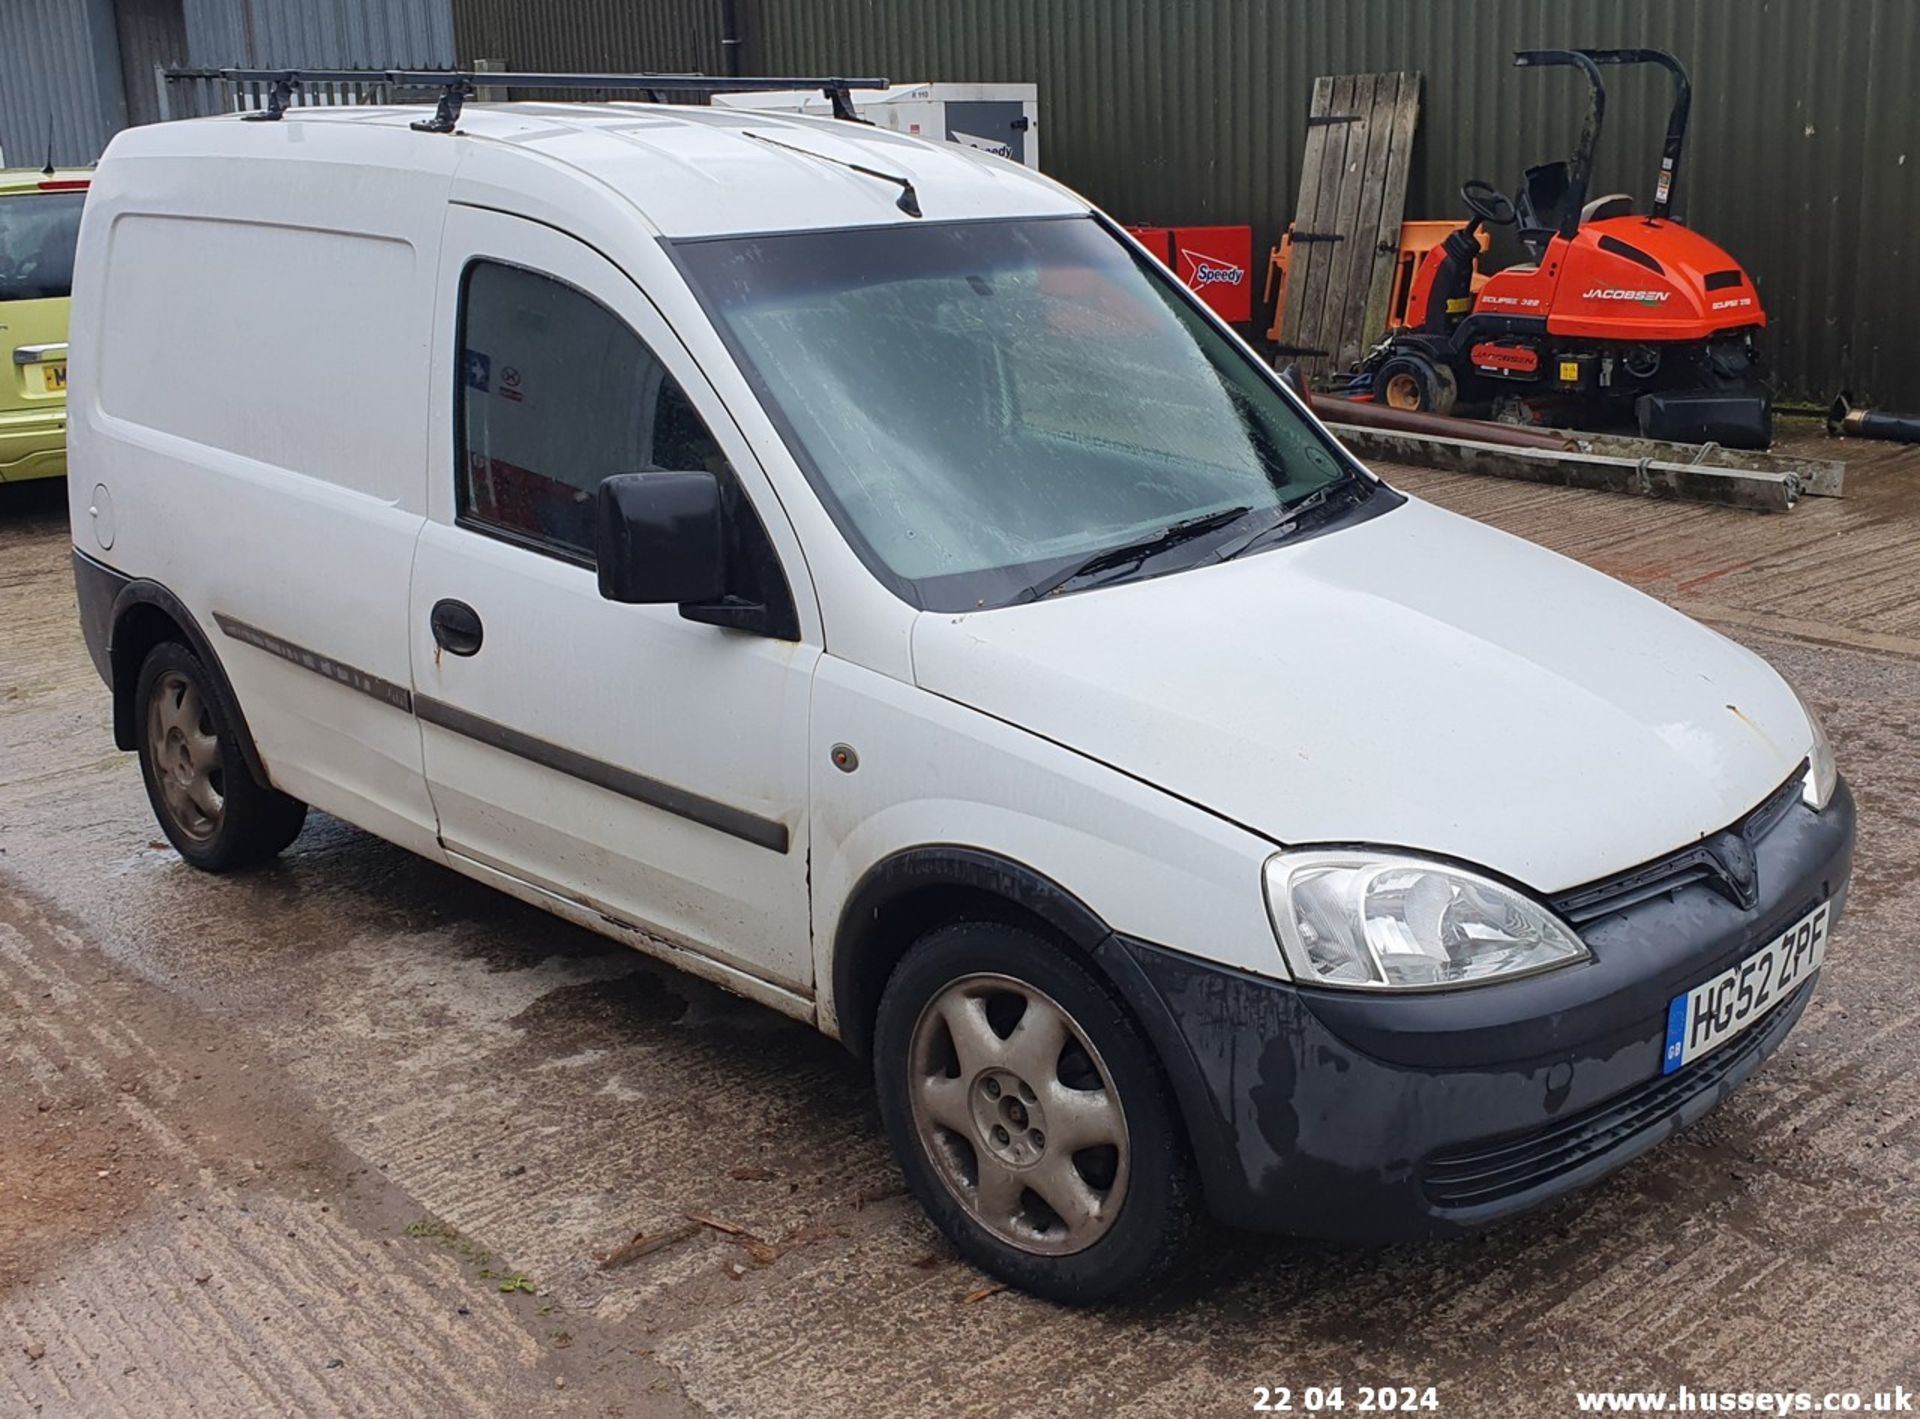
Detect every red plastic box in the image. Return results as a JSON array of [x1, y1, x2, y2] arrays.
[[1123, 225, 1174, 266], [1170, 224, 1253, 324]]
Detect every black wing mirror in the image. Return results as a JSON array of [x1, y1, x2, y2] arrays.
[[594, 471, 727, 605]]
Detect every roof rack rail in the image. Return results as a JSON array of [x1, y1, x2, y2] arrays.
[[217, 68, 890, 132]]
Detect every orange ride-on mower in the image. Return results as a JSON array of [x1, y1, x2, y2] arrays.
[[1362, 49, 1772, 448]]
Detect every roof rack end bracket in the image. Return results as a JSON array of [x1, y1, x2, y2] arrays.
[[824, 83, 871, 124], [241, 75, 296, 122], [411, 76, 476, 134]]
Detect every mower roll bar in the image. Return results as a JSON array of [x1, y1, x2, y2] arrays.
[[1512, 46, 1693, 236], [1576, 49, 1691, 220], [1512, 50, 1606, 240]]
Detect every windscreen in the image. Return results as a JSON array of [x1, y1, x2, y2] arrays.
[[0, 192, 85, 302], [676, 216, 1356, 610]]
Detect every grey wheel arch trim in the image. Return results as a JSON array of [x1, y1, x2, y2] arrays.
[[97, 567, 274, 792], [833, 846, 1112, 1061], [833, 843, 1242, 1225]]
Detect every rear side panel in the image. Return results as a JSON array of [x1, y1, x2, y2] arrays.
[[67, 116, 459, 856]]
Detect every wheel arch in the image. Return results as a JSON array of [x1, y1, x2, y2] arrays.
[[831, 846, 1113, 1062], [831, 844, 1244, 1227], [107, 580, 272, 790]]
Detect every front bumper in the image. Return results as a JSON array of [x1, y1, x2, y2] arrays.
[[1096, 779, 1855, 1242]]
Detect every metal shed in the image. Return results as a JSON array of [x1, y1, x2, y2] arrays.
[[737, 0, 1920, 407], [6, 0, 1913, 406], [450, 0, 1920, 407], [0, 0, 454, 169], [0, 0, 128, 169]]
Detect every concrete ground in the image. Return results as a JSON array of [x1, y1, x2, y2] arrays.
[[3, 431, 1918, 1417]]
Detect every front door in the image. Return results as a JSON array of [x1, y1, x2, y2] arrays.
[[410, 206, 821, 993]]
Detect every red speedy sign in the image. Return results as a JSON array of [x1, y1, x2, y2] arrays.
[[1172, 225, 1253, 324]]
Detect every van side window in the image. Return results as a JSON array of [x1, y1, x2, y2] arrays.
[[456, 260, 729, 560]]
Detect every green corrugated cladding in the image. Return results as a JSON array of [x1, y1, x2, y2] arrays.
[[453, 0, 1920, 406], [454, 0, 727, 81]]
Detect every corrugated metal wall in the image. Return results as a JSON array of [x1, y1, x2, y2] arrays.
[[737, 0, 1919, 405], [182, 0, 454, 69], [0, 0, 127, 168], [0, 0, 455, 167], [452, 0, 728, 76]]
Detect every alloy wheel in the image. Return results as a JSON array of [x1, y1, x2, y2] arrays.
[[907, 972, 1130, 1255], [146, 669, 224, 841]]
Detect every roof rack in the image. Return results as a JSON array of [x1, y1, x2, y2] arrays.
[[217, 69, 890, 133]]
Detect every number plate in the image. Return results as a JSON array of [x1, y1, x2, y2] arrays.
[[42, 362, 66, 392], [1663, 902, 1829, 1074]]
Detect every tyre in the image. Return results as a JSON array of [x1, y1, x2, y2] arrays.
[[135, 641, 307, 871], [1372, 351, 1458, 416], [873, 921, 1198, 1304]]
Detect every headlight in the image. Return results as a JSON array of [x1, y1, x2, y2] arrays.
[[1792, 687, 1836, 811], [1263, 851, 1588, 991]]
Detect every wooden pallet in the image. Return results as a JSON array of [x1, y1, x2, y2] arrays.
[[1276, 71, 1421, 380]]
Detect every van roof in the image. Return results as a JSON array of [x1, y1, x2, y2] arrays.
[[106, 102, 1082, 238]]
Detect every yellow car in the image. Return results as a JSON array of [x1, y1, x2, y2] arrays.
[[0, 168, 88, 483]]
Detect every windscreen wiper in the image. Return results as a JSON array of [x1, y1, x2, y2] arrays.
[[743, 131, 922, 216], [1216, 477, 1371, 562], [1021, 505, 1253, 602]]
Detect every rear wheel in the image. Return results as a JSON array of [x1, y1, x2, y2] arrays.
[[135, 642, 307, 871], [874, 921, 1197, 1304], [1372, 351, 1458, 416]]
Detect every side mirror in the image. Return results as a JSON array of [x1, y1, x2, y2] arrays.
[[594, 471, 727, 605]]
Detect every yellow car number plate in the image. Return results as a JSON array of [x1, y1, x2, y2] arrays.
[[42, 362, 67, 393]]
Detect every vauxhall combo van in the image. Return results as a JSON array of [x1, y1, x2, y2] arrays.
[[68, 89, 1853, 1304]]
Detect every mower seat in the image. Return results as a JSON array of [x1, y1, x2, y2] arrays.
[[1581, 193, 1634, 223], [1516, 161, 1573, 257]]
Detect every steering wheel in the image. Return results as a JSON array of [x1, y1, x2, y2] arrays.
[[1461, 178, 1517, 228]]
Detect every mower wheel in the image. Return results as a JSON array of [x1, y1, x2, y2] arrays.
[[1372, 353, 1458, 416]]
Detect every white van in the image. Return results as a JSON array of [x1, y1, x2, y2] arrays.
[[68, 85, 1852, 1304]]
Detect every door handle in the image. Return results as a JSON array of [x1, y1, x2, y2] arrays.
[[429, 599, 484, 656]]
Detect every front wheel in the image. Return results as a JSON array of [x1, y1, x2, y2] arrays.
[[135, 641, 307, 871], [1371, 351, 1459, 416], [873, 921, 1198, 1304]]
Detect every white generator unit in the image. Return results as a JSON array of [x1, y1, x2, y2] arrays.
[[712, 82, 1040, 170]]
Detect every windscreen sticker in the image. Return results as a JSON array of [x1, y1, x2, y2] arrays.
[[463, 349, 492, 393]]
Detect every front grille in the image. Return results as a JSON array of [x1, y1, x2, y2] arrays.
[[1551, 769, 1803, 927], [1420, 982, 1807, 1209]]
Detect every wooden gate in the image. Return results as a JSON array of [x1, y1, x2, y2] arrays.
[[1276, 72, 1421, 381]]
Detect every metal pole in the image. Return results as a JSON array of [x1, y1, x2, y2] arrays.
[[1827, 392, 1920, 445]]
